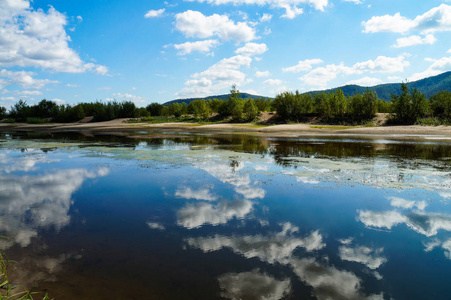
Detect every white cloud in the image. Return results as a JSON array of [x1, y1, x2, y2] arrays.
[[389, 196, 427, 210], [173, 40, 220, 55], [353, 55, 410, 73], [339, 245, 387, 270], [448, 49, 451, 54], [187, 225, 325, 264], [409, 55, 451, 81], [362, 13, 416, 34], [0, 1, 107, 73], [147, 222, 165, 230], [218, 270, 291, 300], [346, 77, 383, 86], [394, 34, 437, 48], [112, 92, 146, 104], [289, 257, 384, 300], [235, 43, 268, 56], [255, 71, 271, 77], [144, 8, 165, 18], [359, 210, 451, 237], [281, 5, 304, 19], [177, 198, 253, 229], [264, 79, 283, 86], [175, 10, 256, 42], [0, 69, 58, 89], [185, 0, 329, 18], [0, 165, 108, 248], [65, 84, 80, 88], [343, 0, 362, 4], [260, 13, 273, 22], [283, 59, 323, 73], [175, 187, 218, 201], [17, 90, 43, 96], [177, 55, 253, 98], [299, 55, 409, 88], [363, 4, 451, 35]]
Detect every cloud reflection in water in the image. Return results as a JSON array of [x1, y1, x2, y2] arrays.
[[0, 167, 109, 248], [218, 269, 291, 300]]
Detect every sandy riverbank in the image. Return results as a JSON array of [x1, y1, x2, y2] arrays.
[[0, 119, 450, 141]]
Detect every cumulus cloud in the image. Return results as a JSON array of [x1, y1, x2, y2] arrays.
[[0, 165, 108, 248], [173, 40, 220, 55], [144, 8, 165, 18], [218, 270, 291, 300], [0, 1, 107, 73], [147, 222, 165, 230], [175, 187, 218, 201], [346, 77, 383, 86], [363, 4, 451, 35], [185, 0, 329, 18], [186, 224, 325, 264], [339, 245, 387, 270], [112, 92, 146, 104], [389, 196, 427, 210], [289, 257, 384, 300], [175, 10, 256, 42], [0, 69, 58, 89], [283, 59, 323, 73], [358, 210, 451, 237], [177, 55, 253, 101], [299, 55, 409, 88], [177, 198, 253, 229], [264, 79, 283, 86], [260, 13, 273, 22], [235, 43, 268, 56], [255, 71, 271, 77], [196, 159, 266, 199], [343, 0, 362, 4], [393, 34, 437, 48], [409, 55, 451, 81]]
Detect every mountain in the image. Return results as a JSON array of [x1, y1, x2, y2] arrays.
[[164, 93, 272, 106], [307, 71, 451, 101], [163, 72, 451, 105]]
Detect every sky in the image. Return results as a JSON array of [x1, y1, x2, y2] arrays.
[[0, 0, 450, 107]]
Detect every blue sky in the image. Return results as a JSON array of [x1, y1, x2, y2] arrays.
[[0, 0, 450, 107]]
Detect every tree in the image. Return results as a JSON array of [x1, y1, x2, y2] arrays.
[[243, 99, 258, 121], [391, 83, 429, 124], [430, 90, 451, 119], [146, 103, 164, 116], [0, 106, 6, 119]]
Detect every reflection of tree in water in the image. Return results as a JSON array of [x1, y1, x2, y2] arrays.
[[3, 132, 450, 172]]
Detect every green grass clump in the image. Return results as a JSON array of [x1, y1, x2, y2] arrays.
[[26, 118, 48, 124], [0, 252, 51, 300]]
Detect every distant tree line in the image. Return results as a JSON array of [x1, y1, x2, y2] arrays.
[[0, 84, 449, 125], [4, 100, 149, 123]]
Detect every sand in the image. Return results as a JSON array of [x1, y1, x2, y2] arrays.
[[0, 118, 450, 141]]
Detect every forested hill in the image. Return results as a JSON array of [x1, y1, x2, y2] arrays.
[[163, 72, 451, 105], [307, 71, 451, 101], [164, 93, 272, 106]]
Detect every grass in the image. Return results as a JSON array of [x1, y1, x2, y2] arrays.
[[0, 251, 51, 300], [26, 118, 49, 124]]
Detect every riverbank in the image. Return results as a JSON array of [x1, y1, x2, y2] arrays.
[[0, 119, 450, 141]]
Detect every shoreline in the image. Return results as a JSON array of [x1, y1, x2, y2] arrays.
[[0, 119, 450, 142]]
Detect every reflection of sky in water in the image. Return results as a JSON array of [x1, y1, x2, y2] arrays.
[[0, 134, 450, 299]]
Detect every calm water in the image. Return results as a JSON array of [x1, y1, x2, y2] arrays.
[[1, 131, 450, 299]]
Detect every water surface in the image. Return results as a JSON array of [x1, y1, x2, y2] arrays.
[[1, 132, 450, 299]]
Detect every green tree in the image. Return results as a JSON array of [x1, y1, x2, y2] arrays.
[[0, 106, 6, 119], [243, 99, 258, 121], [430, 90, 451, 119], [146, 103, 164, 116]]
